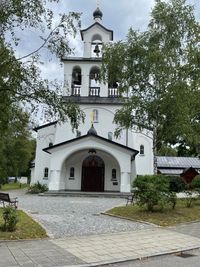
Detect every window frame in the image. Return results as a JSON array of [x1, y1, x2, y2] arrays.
[[111, 168, 117, 181], [69, 167, 75, 180], [44, 167, 49, 179], [93, 109, 99, 123], [140, 144, 144, 155]]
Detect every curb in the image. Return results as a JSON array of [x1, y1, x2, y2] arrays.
[[67, 247, 200, 267], [101, 212, 159, 227]]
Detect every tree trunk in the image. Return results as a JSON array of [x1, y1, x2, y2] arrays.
[[153, 126, 158, 174]]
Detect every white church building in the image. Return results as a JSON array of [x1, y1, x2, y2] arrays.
[[31, 8, 154, 193]]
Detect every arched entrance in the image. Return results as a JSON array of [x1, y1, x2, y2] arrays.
[[81, 155, 104, 192]]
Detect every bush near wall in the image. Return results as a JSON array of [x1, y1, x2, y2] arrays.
[[28, 182, 48, 194], [133, 175, 176, 211], [167, 176, 186, 193]]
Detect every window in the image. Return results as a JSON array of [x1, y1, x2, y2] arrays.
[[44, 168, 49, 179], [69, 167, 75, 179], [93, 109, 99, 123], [108, 132, 113, 141], [111, 169, 117, 180], [140, 145, 144, 155]]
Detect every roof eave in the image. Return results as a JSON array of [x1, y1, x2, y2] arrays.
[[80, 22, 113, 41], [43, 134, 139, 156]]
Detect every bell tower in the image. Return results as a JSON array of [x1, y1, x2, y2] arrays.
[[81, 7, 113, 58], [62, 6, 119, 98]]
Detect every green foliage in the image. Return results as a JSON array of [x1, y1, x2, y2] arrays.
[[191, 175, 200, 200], [184, 189, 194, 208], [28, 182, 48, 194], [167, 176, 186, 193], [157, 145, 177, 156], [0, 183, 28, 191], [168, 192, 177, 209], [107, 198, 200, 226], [0, 177, 7, 188], [0, 108, 35, 182], [2, 206, 18, 232], [133, 175, 171, 211], [0, 209, 47, 239], [101, 0, 200, 156], [0, 0, 84, 140], [191, 175, 200, 190]]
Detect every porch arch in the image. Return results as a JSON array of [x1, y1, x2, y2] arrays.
[[60, 148, 121, 192]]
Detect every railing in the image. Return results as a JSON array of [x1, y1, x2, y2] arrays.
[[89, 87, 100, 97], [71, 86, 81, 96], [108, 88, 120, 97]]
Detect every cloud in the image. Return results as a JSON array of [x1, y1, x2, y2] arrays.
[[13, 0, 200, 84]]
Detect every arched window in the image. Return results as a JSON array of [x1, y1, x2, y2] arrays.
[[108, 132, 113, 140], [44, 168, 49, 179], [72, 66, 82, 96], [93, 109, 99, 123], [111, 169, 117, 180], [91, 34, 102, 57], [89, 66, 100, 96], [140, 145, 144, 155], [69, 167, 75, 179]]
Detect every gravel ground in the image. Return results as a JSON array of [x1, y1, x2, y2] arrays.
[[7, 189, 154, 238]]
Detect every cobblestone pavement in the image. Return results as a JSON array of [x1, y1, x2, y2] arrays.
[[7, 189, 153, 238]]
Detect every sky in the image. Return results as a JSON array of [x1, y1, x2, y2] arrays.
[[16, 0, 200, 85]]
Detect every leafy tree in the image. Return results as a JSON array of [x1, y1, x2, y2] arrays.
[[157, 145, 177, 156], [101, 0, 200, 168], [0, 0, 84, 131], [0, 108, 35, 186], [133, 174, 172, 211]]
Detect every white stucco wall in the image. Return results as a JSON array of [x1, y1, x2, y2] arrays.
[[47, 136, 133, 192], [32, 124, 57, 185], [59, 149, 121, 192]]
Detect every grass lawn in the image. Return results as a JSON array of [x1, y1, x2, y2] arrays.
[[106, 199, 200, 227], [0, 208, 47, 240], [0, 183, 29, 191]]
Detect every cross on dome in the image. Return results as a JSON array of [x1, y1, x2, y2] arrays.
[[93, 0, 103, 22]]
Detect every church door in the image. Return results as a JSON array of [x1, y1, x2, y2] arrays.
[[81, 155, 104, 192]]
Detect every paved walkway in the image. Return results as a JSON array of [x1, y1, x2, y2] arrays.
[[1, 190, 200, 266], [1, 227, 200, 267]]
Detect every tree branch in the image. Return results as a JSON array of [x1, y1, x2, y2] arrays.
[[16, 23, 61, 61]]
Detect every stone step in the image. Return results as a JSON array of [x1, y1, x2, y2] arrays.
[[39, 190, 130, 198]]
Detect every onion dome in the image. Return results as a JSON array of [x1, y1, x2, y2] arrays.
[[93, 7, 103, 20], [87, 124, 97, 135]]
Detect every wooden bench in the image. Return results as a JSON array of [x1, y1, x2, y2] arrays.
[[126, 194, 135, 206], [0, 193, 18, 209]]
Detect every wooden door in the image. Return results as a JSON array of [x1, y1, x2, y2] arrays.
[[81, 155, 104, 192]]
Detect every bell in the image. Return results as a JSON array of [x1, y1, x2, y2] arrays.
[[94, 73, 99, 81], [93, 44, 100, 56], [73, 72, 79, 84]]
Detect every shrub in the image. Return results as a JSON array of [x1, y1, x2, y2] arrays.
[[191, 175, 200, 192], [28, 181, 48, 194], [168, 192, 177, 209], [2, 206, 19, 232], [133, 175, 170, 211], [167, 176, 186, 193]]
